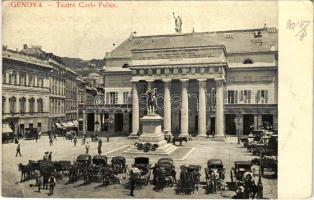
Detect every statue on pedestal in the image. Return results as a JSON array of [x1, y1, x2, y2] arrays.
[[145, 88, 157, 114]]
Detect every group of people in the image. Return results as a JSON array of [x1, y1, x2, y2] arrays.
[[35, 172, 56, 196]]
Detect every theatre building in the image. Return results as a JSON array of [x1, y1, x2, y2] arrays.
[[103, 26, 278, 138]]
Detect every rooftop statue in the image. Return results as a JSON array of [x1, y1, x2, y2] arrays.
[[173, 12, 182, 33]]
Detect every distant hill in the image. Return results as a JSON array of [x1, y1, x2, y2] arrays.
[[61, 57, 105, 71]]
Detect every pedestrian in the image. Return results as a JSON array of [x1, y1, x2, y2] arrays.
[[54, 133, 57, 140], [129, 170, 135, 196], [74, 136, 77, 147], [85, 142, 90, 154], [171, 168, 177, 184], [35, 133, 38, 143], [49, 137, 53, 146], [43, 174, 48, 190], [43, 152, 49, 160], [97, 139, 102, 155], [48, 152, 52, 161], [82, 135, 86, 145], [48, 175, 56, 196], [36, 174, 42, 192], [16, 143, 22, 157]]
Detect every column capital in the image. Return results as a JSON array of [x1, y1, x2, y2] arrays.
[[214, 78, 226, 83], [146, 79, 154, 83], [179, 79, 189, 82], [162, 78, 172, 83], [197, 79, 207, 82]]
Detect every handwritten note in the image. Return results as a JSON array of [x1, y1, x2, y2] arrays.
[[286, 19, 311, 41]]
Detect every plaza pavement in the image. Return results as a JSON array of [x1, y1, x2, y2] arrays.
[[1, 136, 277, 198]]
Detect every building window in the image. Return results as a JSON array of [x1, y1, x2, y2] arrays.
[[19, 72, 26, 85], [37, 77, 44, 87], [29, 74, 34, 86], [2, 97, 5, 114], [123, 92, 129, 104], [227, 90, 238, 104], [240, 90, 251, 103], [243, 59, 253, 64], [109, 92, 118, 104], [29, 98, 35, 113], [37, 98, 43, 113], [9, 96, 16, 114], [19, 97, 26, 114], [9, 71, 17, 85], [256, 90, 268, 104], [2, 71, 6, 83]]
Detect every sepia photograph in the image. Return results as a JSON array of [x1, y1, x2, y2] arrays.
[[1, 0, 286, 198]]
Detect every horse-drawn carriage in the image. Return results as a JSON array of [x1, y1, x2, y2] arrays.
[[230, 161, 257, 198], [24, 128, 39, 140], [260, 155, 277, 178], [204, 159, 225, 193], [176, 164, 201, 194], [131, 157, 151, 186], [110, 156, 128, 183], [91, 155, 109, 183], [154, 158, 176, 189], [73, 154, 93, 183]]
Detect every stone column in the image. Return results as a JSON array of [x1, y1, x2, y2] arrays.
[[129, 80, 139, 138], [180, 79, 189, 136], [163, 79, 172, 135], [198, 79, 207, 137], [94, 111, 100, 132], [215, 78, 225, 140]]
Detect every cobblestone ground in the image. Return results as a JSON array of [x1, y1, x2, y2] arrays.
[[2, 136, 277, 198]]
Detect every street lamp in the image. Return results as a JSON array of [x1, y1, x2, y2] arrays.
[[94, 121, 100, 141], [234, 114, 243, 144], [256, 91, 260, 130]]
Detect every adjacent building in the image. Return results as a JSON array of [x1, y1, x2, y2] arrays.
[[2, 47, 51, 134]]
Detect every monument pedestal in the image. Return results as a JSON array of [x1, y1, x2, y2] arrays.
[[123, 114, 177, 158]]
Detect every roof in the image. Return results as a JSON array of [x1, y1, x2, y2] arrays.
[[109, 27, 278, 58], [235, 161, 252, 165], [103, 66, 131, 72], [207, 159, 223, 165]]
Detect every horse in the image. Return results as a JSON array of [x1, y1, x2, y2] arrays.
[[146, 89, 157, 114], [18, 163, 33, 182]]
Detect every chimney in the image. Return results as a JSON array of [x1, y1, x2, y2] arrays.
[[23, 44, 28, 49]]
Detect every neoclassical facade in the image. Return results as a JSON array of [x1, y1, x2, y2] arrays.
[[103, 26, 278, 138]]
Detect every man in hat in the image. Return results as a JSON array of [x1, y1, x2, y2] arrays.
[[16, 142, 22, 157], [43, 152, 49, 160], [73, 136, 77, 147], [48, 175, 56, 195], [129, 169, 135, 196], [85, 142, 90, 154], [97, 138, 102, 155]]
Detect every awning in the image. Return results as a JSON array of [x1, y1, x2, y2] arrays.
[[61, 123, 69, 127], [2, 123, 13, 134], [55, 123, 62, 128], [73, 120, 79, 126], [67, 122, 75, 127]]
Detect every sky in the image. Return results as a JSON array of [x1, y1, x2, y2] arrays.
[[2, 1, 278, 60]]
